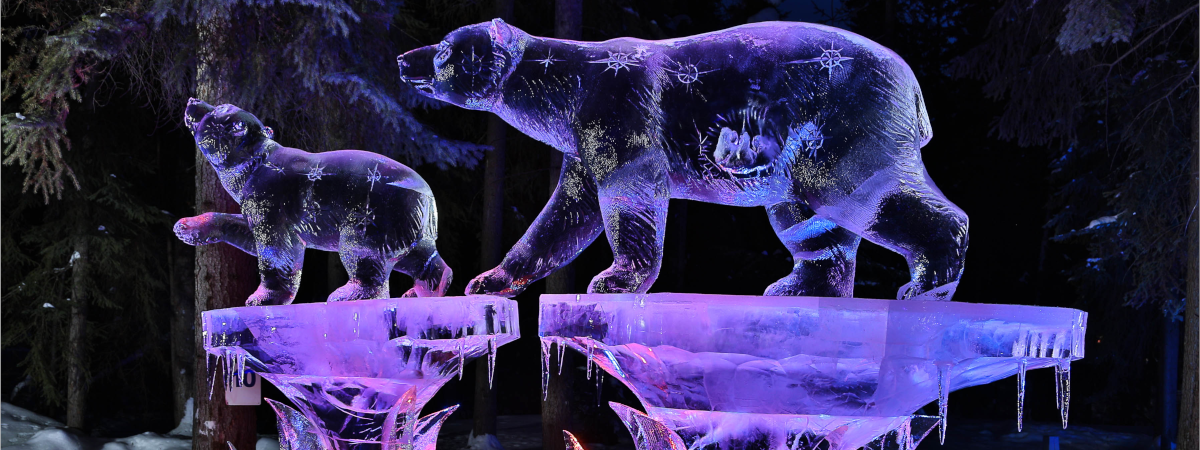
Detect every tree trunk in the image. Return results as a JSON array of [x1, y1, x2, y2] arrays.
[[169, 239, 196, 426], [474, 0, 511, 423], [542, 2, 582, 450], [192, 10, 258, 450], [1162, 316, 1180, 449], [1178, 104, 1198, 450], [67, 221, 90, 429]]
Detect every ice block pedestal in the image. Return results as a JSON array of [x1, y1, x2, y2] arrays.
[[203, 296, 519, 449], [539, 294, 1086, 450]]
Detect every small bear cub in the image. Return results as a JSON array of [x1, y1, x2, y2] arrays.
[[174, 98, 451, 305]]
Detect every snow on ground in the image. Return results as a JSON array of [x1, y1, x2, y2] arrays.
[[1, 402, 279, 450]]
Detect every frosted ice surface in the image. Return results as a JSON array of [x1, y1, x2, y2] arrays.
[[175, 99, 452, 306], [204, 296, 518, 449], [398, 20, 968, 301], [539, 293, 1086, 449]]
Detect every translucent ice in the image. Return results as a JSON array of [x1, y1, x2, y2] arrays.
[[539, 293, 1086, 449], [204, 296, 518, 449], [398, 20, 968, 301], [176, 99, 452, 306]]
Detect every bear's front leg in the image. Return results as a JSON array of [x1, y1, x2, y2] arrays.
[[588, 159, 671, 294], [243, 200, 306, 306], [466, 156, 605, 296], [173, 212, 258, 256]]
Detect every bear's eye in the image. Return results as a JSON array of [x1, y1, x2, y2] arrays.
[[230, 121, 247, 137], [434, 41, 452, 68]]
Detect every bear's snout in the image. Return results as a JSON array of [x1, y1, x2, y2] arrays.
[[397, 46, 437, 93], [184, 99, 216, 130]]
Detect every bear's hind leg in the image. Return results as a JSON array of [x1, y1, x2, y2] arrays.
[[329, 248, 396, 301], [828, 170, 968, 301], [395, 239, 452, 297], [764, 202, 860, 297]]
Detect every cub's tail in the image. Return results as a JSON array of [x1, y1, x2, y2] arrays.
[[914, 84, 932, 147]]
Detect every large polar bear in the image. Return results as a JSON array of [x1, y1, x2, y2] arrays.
[[398, 20, 968, 301], [174, 99, 452, 305]]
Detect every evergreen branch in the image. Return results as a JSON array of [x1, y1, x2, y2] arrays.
[[1, 115, 79, 203], [1097, 3, 1197, 77]]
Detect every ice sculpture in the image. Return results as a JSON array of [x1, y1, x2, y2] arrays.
[[203, 296, 519, 449], [540, 293, 1086, 450], [397, 20, 968, 301], [176, 99, 452, 306]]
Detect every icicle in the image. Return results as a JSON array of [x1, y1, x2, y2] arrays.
[[595, 367, 603, 407], [937, 364, 949, 445], [898, 418, 913, 450], [541, 338, 552, 402], [557, 339, 567, 376], [585, 340, 594, 380], [457, 340, 465, 381], [1017, 358, 1027, 432], [208, 353, 218, 401], [487, 336, 497, 388], [1056, 359, 1071, 429]]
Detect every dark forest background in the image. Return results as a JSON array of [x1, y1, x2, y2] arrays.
[[1, 0, 1195, 448]]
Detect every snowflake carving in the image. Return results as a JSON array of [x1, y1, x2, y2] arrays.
[[461, 47, 485, 76], [787, 43, 855, 79], [530, 49, 563, 73], [305, 164, 328, 181], [665, 61, 717, 86], [590, 51, 641, 76], [366, 165, 382, 190], [791, 121, 827, 157]]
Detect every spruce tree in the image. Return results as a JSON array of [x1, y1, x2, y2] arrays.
[[2, 0, 484, 446], [951, 0, 1196, 444]]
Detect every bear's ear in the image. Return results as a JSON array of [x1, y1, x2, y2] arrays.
[[261, 126, 275, 140], [488, 18, 516, 49]]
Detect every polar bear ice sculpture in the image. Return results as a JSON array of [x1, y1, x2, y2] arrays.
[[175, 99, 451, 305], [398, 20, 968, 301]]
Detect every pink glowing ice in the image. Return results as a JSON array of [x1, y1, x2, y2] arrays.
[[540, 293, 1086, 450], [204, 296, 519, 449]]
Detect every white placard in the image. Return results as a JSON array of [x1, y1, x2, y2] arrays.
[[225, 368, 262, 406]]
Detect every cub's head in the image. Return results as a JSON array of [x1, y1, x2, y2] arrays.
[[184, 98, 275, 167], [397, 19, 524, 111]]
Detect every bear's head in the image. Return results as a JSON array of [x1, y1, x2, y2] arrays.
[[397, 19, 524, 111], [184, 98, 275, 168]]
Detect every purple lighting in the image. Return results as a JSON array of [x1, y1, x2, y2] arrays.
[[540, 293, 1086, 450]]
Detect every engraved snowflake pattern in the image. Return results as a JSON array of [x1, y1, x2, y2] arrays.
[[305, 164, 328, 181], [664, 60, 717, 87], [787, 43, 855, 79], [530, 49, 563, 73], [366, 165, 382, 190], [461, 47, 485, 76], [590, 51, 641, 76], [791, 121, 827, 158]]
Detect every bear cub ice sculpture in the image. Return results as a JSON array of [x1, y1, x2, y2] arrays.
[[174, 99, 451, 305], [398, 20, 968, 301]]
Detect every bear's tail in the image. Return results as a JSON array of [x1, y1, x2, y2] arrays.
[[914, 84, 933, 147]]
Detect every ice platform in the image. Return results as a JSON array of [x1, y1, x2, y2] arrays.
[[203, 296, 519, 449], [540, 294, 1086, 450]]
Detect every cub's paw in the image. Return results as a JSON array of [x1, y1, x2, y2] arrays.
[[897, 280, 958, 302], [245, 285, 295, 306], [763, 274, 805, 297], [587, 267, 647, 294], [328, 280, 388, 302], [466, 267, 521, 297], [173, 213, 222, 246]]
